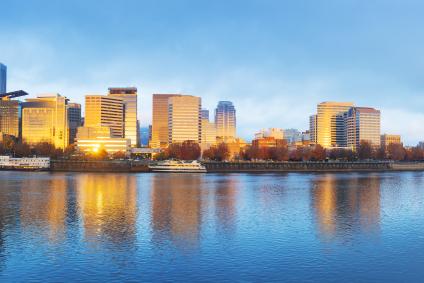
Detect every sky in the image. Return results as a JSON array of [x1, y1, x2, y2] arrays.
[[1, 0, 424, 145]]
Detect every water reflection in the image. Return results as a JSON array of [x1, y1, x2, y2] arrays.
[[20, 177, 68, 242], [150, 174, 202, 250], [76, 174, 137, 246], [213, 178, 238, 235], [312, 174, 381, 241]]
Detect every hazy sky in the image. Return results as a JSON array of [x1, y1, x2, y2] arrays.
[[1, 0, 424, 144]]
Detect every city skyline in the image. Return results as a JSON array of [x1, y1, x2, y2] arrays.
[[2, 1, 424, 144]]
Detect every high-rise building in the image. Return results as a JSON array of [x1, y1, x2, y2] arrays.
[[345, 107, 381, 150], [67, 103, 81, 145], [84, 95, 124, 138], [21, 94, 69, 149], [108, 87, 138, 147], [381, 134, 401, 150], [168, 95, 201, 144], [0, 63, 6, 94], [200, 108, 216, 146], [309, 115, 317, 144], [150, 94, 182, 148], [315, 102, 353, 148], [0, 90, 28, 138], [215, 101, 236, 142]]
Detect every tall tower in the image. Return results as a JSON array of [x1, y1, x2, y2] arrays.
[[108, 87, 138, 147], [67, 103, 82, 145], [345, 107, 381, 151], [0, 63, 6, 94], [316, 102, 353, 148], [150, 94, 181, 148], [0, 90, 28, 138], [85, 95, 124, 138], [168, 95, 201, 144], [215, 101, 236, 142], [22, 94, 69, 149]]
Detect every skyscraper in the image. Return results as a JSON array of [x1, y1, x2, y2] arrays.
[[168, 95, 201, 144], [67, 103, 82, 145], [315, 102, 353, 148], [0, 63, 6, 94], [150, 94, 181, 148], [84, 95, 124, 138], [108, 87, 138, 147], [0, 90, 28, 138], [215, 101, 236, 142], [21, 94, 69, 149], [345, 107, 381, 150]]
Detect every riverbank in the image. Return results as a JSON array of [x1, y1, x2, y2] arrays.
[[46, 160, 424, 173]]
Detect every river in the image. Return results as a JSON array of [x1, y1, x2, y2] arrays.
[[0, 171, 423, 282]]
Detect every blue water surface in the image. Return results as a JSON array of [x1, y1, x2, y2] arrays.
[[0, 171, 423, 282]]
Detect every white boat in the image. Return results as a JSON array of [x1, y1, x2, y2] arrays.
[[149, 160, 207, 173]]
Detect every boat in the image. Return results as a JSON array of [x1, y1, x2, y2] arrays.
[[148, 160, 207, 173]]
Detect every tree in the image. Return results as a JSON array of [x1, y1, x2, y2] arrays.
[[311, 145, 326, 161], [14, 142, 31, 157], [2, 135, 16, 154], [357, 141, 372, 160], [32, 142, 56, 157], [63, 144, 77, 159], [215, 143, 230, 161], [112, 151, 126, 159], [268, 145, 289, 161], [387, 143, 406, 161], [167, 143, 182, 159], [180, 140, 201, 160], [289, 147, 303, 161], [203, 143, 231, 161]]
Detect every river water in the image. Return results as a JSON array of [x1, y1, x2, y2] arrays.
[[0, 171, 423, 282]]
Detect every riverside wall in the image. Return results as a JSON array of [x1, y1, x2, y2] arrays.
[[203, 161, 393, 173], [51, 160, 149, 172], [49, 160, 424, 173]]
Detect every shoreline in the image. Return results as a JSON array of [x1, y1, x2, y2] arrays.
[[1, 160, 422, 173]]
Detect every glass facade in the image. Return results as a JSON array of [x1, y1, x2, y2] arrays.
[[215, 101, 236, 142], [316, 102, 353, 148], [168, 95, 201, 144], [345, 107, 381, 150], [151, 94, 181, 148], [0, 100, 19, 138], [85, 95, 124, 138], [22, 94, 69, 149], [67, 103, 81, 145]]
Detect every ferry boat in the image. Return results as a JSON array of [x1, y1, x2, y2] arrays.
[[0, 156, 50, 171], [149, 160, 207, 173]]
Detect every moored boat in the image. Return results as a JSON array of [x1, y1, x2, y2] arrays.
[[148, 160, 207, 173]]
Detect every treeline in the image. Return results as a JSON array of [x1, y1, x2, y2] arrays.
[[155, 140, 202, 160], [0, 136, 127, 160], [0, 138, 68, 158], [204, 141, 424, 162]]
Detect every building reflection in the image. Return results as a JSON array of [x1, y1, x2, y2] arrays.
[[150, 174, 202, 250], [20, 176, 68, 242], [214, 178, 238, 235], [76, 174, 137, 246], [312, 174, 381, 241]]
